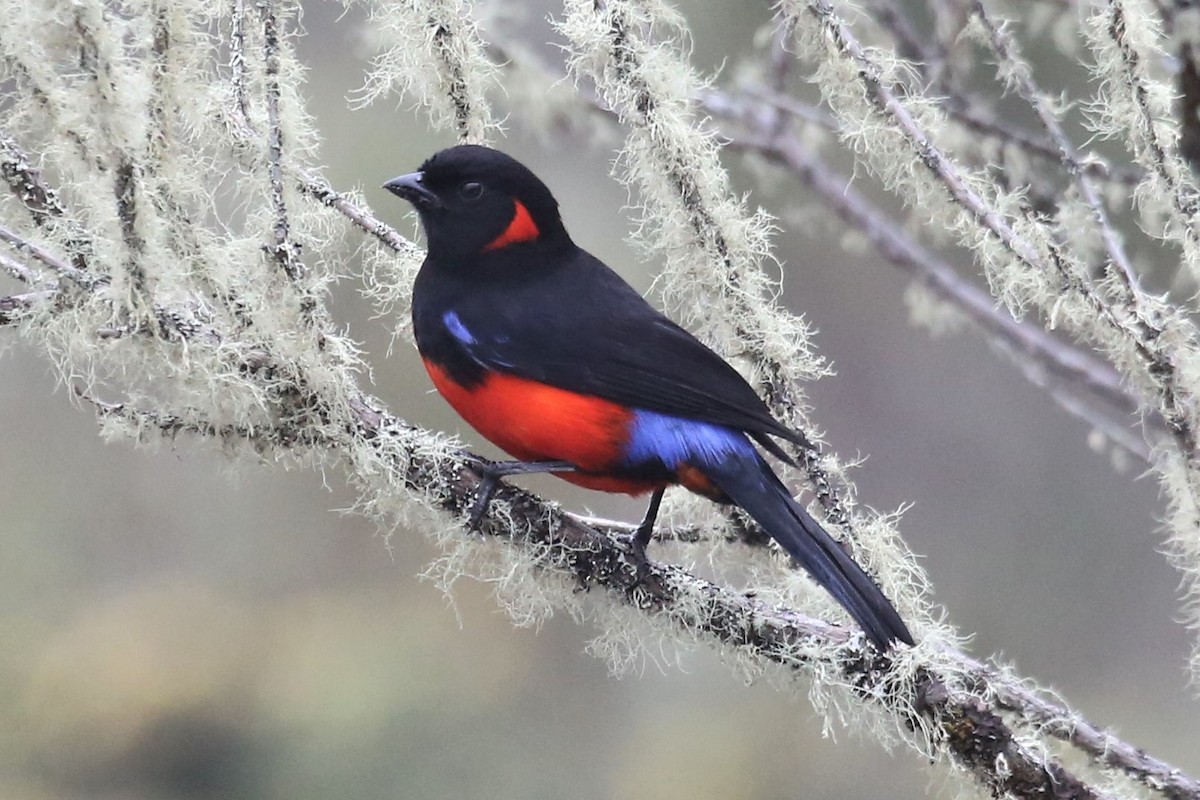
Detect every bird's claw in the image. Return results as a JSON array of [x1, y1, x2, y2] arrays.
[[462, 458, 577, 531], [621, 488, 662, 590], [466, 472, 500, 531], [620, 527, 655, 590]]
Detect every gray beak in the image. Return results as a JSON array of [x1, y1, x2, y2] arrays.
[[382, 171, 442, 209]]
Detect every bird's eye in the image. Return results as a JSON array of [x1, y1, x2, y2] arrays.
[[459, 181, 483, 202]]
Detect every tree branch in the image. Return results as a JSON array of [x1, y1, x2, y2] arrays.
[[2, 3, 1198, 798], [707, 100, 1162, 461], [259, 1, 303, 284]]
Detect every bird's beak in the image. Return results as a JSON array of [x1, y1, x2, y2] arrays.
[[382, 171, 442, 209]]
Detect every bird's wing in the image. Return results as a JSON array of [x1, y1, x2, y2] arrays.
[[448, 249, 808, 455]]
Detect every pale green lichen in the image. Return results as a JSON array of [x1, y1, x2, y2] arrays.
[[551, 0, 963, 755], [0, 2, 1188, 796], [349, 0, 498, 143], [782, 0, 1200, 686]]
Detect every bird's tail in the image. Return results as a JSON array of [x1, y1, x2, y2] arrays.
[[701, 454, 914, 650]]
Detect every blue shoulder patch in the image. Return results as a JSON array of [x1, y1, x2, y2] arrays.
[[623, 409, 753, 468], [442, 310, 477, 346]]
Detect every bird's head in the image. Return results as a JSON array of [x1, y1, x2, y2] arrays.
[[383, 145, 569, 260]]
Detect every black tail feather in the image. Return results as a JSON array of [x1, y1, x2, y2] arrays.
[[702, 454, 914, 650]]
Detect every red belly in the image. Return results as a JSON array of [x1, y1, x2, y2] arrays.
[[424, 359, 665, 496]]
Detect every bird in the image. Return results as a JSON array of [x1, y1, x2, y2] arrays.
[[383, 144, 913, 650]]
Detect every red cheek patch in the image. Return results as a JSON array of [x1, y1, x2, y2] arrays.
[[483, 199, 539, 251]]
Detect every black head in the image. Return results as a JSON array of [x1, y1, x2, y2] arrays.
[[383, 145, 569, 260]]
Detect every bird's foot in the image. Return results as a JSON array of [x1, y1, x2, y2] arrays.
[[619, 486, 664, 590], [463, 458, 577, 531], [465, 467, 502, 531], [620, 521, 656, 590]]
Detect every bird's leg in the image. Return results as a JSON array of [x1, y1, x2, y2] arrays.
[[632, 487, 665, 552], [466, 459, 577, 529], [625, 487, 665, 585]]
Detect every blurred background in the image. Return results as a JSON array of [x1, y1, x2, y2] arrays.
[[0, 1, 1195, 798]]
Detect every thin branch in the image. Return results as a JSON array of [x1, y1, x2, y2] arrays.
[[709, 101, 1165, 457], [0, 134, 99, 287], [972, 2, 1142, 303], [569, 513, 713, 544], [947, 98, 1143, 187], [563, 0, 867, 559], [992, 336, 1154, 460], [0, 224, 94, 288], [0, 250, 40, 285], [782, 0, 1200, 495], [76, 386, 321, 448], [1100, 0, 1200, 263], [230, 0, 253, 127], [295, 170, 422, 259], [741, 83, 1143, 193], [259, 0, 303, 283], [83, 366, 1122, 800], [227, 2, 422, 264], [0, 287, 56, 325], [868, 0, 1141, 192], [871, 0, 950, 85], [73, 9, 149, 297], [0, 132, 72, 227], [955, 653, 1200, 800]]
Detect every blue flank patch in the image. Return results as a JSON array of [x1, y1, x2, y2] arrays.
[[443, 310, 476, 346], [622, 409, 752, 468]]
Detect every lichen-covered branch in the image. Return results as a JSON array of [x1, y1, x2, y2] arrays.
[[718, 120, 1160, 462], [351, 0, 498, 142], [2, 2, 1198, 799], [556, 0, 937, 646], [970, 1, 1140, 298], [260, 2, 304, 283], [1085, 0, 1200, 278], [778, 0, 1200, 680], [492, 37, 1162, 468], [0, 287, 56, 325]]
